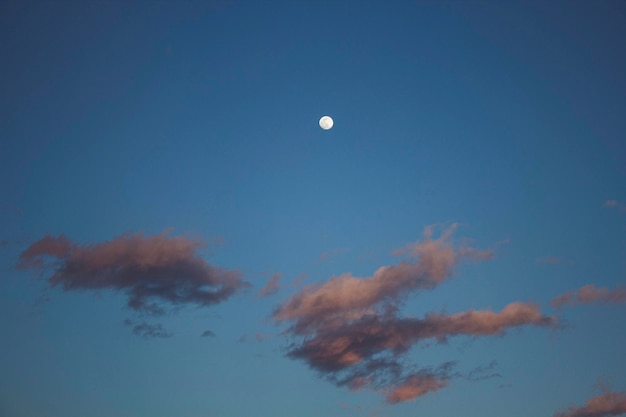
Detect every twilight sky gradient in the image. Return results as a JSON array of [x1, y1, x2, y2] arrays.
[[1, 1, 626, 416]]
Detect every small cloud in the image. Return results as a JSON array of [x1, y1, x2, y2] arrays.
[[553, 389, 626, 417], [289, 273, 308, 288], [385, 371, 447, 403], [200, 330, 216, 338], [465, 360, 501, 381], [551, 284, 626, 308], [131, 321, 172, 339], [319, 247, 349, 262], [605, 200, 626, 213], [258, 273, 281, 297]]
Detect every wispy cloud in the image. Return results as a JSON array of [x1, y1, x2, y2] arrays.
[[319, 247, 349, 262], [605, 200, 626, 213], [273, 225, 555, 403], [258, 273, 281, 297], [124, 319, 172, 339], [551, 285, 626, 308], [554, 390, 626, 417], [200, 330, 216, 338], [18, 231, 250, 316]]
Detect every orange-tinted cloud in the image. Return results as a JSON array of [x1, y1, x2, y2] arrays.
[[18, 231, 249, 315], [554, 390, 626, 417], [273, 226, 554, 403], [274, 224, 491, 335], [385, 372, 447, 403], [551, 285, 626, 308], [287, 303, 554, 373], [258, 273, 281, 297]]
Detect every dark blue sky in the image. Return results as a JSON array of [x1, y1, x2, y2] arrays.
[[1, 1, 625, 416]]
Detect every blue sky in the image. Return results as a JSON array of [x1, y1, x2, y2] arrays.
[[1, 1, 625, 416]]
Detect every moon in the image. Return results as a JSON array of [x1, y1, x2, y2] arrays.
[[319, 116, 334, 130]]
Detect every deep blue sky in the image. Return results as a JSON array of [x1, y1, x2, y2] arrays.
[[1, 1, 625, 417]]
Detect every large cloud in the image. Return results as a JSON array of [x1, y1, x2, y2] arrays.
[[18, 231, 249, 315], [551, 285, 626, 308], [273, 226, 556, 403], [274, 224, 492, 334], [554, 390, 626, 417]]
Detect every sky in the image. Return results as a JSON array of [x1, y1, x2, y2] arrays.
[[1, 1, 626, 416]]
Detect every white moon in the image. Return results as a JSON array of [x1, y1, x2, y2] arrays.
[[319, 116, 334, 130]]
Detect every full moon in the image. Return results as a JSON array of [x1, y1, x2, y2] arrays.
[[319, 116, 334, 130]]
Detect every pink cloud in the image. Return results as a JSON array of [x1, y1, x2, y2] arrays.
[[18, 231, 249, 315], [551, 285, 626, 308], [258, 273, 281, 297], [605, 200, 626, 213], [274, 225, 491, 335], [273, 226, 554, 403], [287, 303, 555, 373], [554, 390, 626, 417], [385, 373, 447, 403]]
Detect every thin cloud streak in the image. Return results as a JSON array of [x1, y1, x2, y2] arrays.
[[551, 285, 626, 308], [258, 273, 281, 297], [18, 231, 249, 315], [554, 390, 626, 417]]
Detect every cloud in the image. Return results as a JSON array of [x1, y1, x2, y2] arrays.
[[605, 200, 626, 213], [258, 273, 281, 297], [385, 371, 447, 403], [124, 319, 172, 338], [201, 330, 216, 338], [132, 322, 173, 339], [319, 247, 349, 262], [274, 224, 492, 335], [273, 225, 554, 403], [551, 285, 626, 308], [554, 390, 626, 417], [18, 231, 250, 315], [286, 303, 554, 374]]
